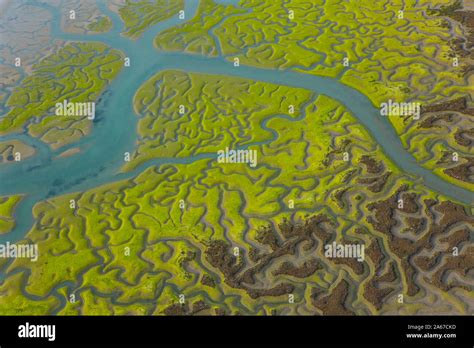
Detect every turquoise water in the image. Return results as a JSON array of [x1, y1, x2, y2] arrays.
[[0, 0, 472, 246]]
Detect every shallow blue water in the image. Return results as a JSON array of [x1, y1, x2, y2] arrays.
[[0, 0, 472, 246]]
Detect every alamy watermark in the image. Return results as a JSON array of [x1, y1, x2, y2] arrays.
[[0, 242, 38, 262], [217, 147, 258, 167], [55, 99, 95, 120], [18, 322, 55, 341], [380, 99, 421, 120], [324, 241, 365, 262]]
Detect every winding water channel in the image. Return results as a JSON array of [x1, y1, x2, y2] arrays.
[[0, 0, 472, 246]]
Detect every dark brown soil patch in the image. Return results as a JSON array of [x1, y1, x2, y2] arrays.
[[273, 259, 322, 278], [454, 128, 474, 147], [357, 172, 391, 193], [360, 155, 383, 174], [444, 157, 474, 183], [366, 186, 473, 296], [312, 279, 354, 315], [205, 214, 334, 299], [201, 274, 216, 288]]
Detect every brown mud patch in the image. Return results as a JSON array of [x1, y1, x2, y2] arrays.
[[204, 214, 334, 299], [444, 157, 474, 183], [312, 279, 355, 315], [367, 185, 473, 297]]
